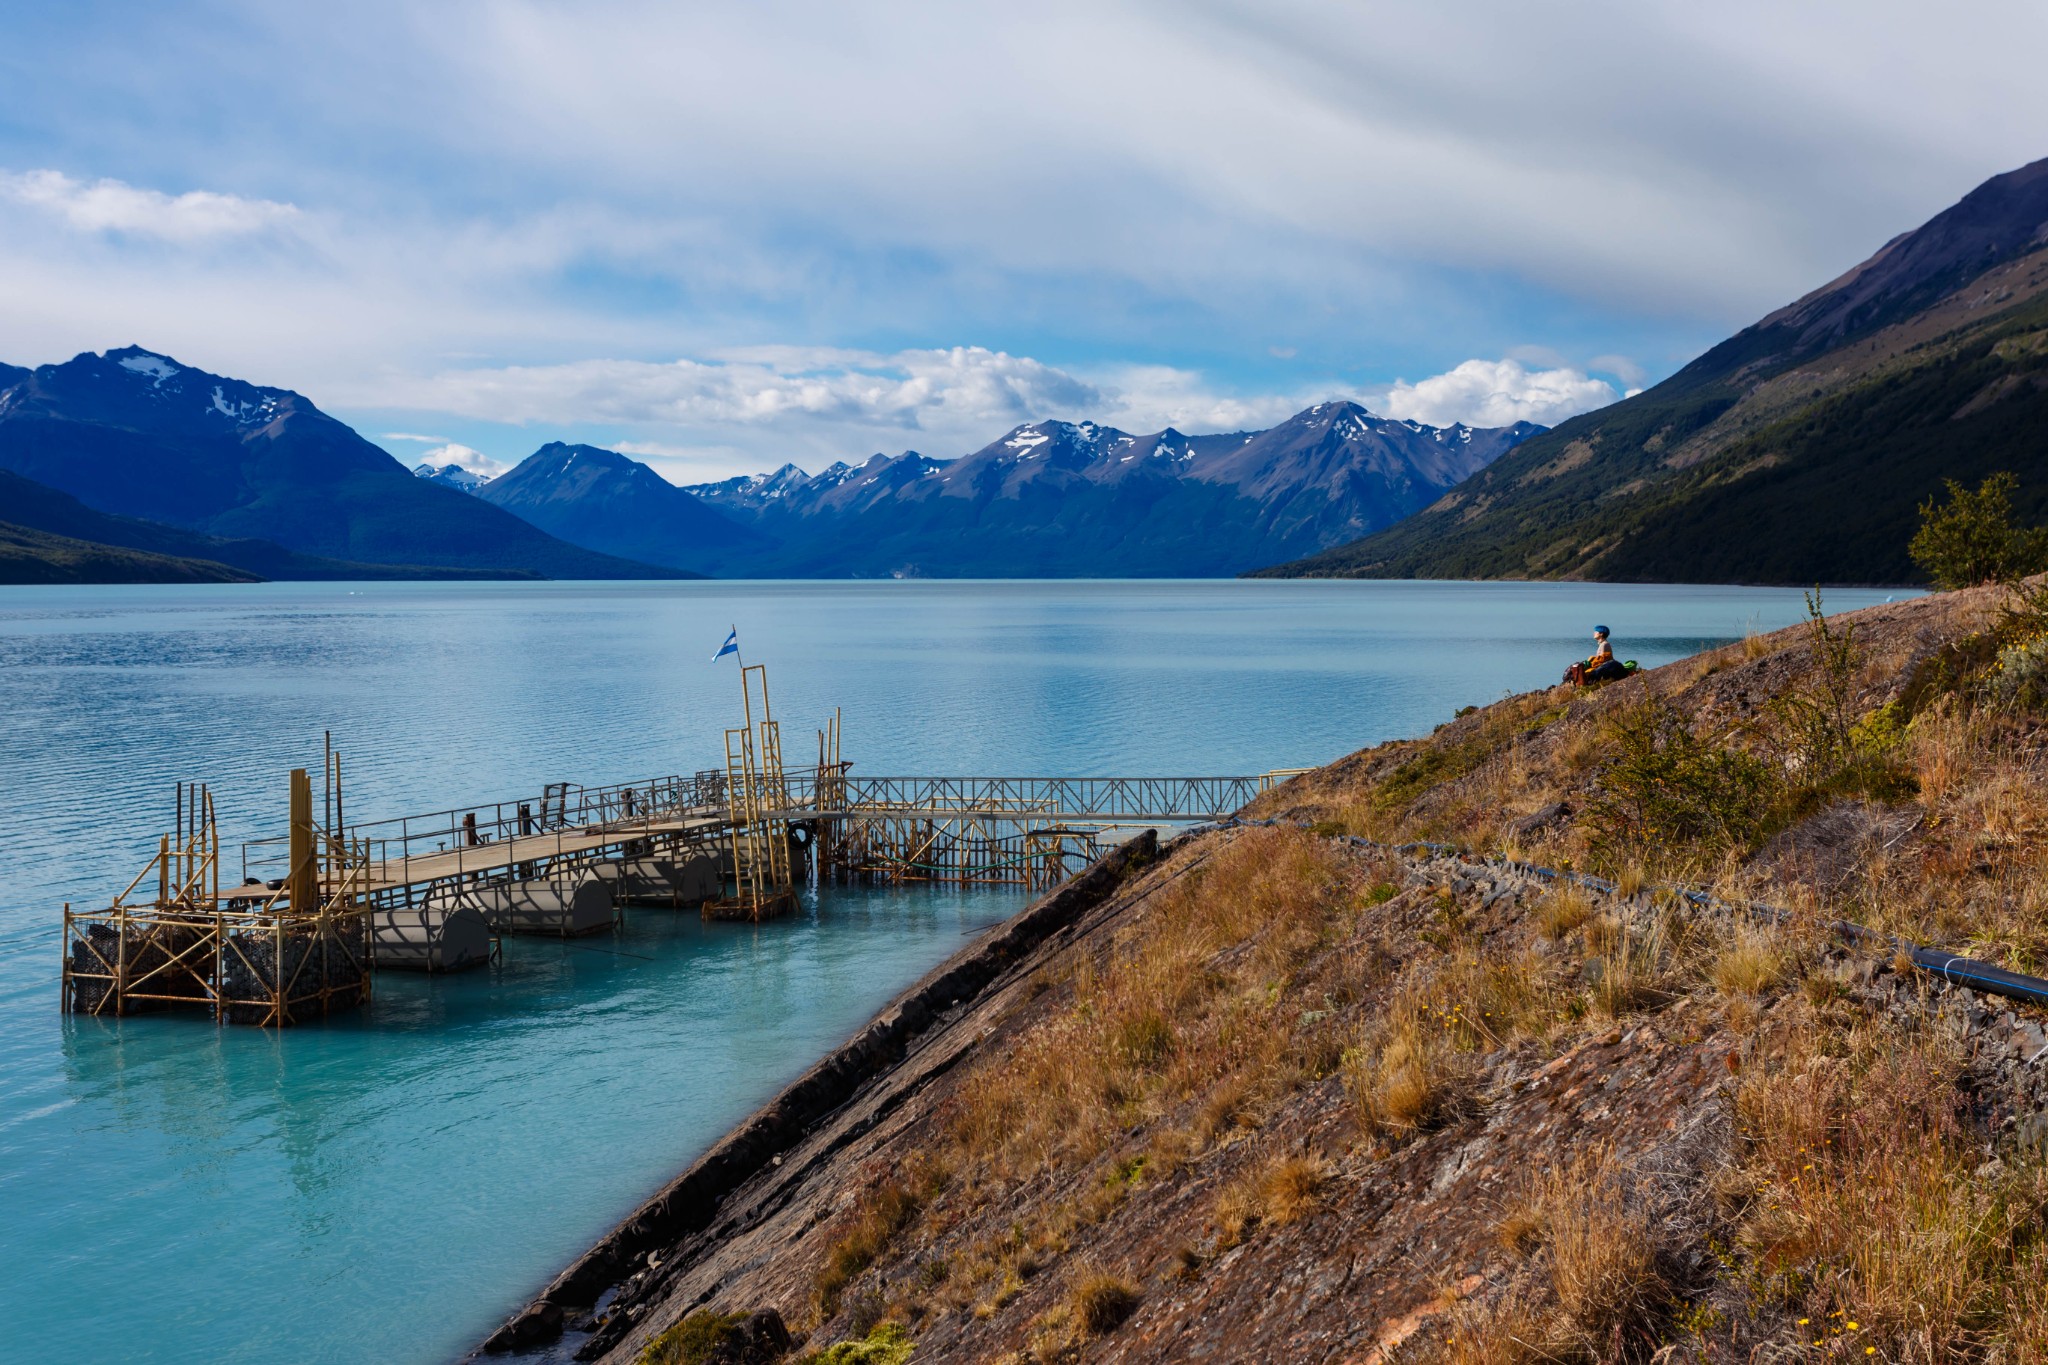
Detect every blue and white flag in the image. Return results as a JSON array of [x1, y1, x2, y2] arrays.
[[712, 628, 739, 662]]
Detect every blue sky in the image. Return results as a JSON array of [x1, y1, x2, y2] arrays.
[[3, 1, 2045, 483]]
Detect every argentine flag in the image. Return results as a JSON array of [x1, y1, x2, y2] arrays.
[[712, 627, 740, 662]]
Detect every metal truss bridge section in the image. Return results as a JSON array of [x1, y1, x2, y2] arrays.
[[787, 774, 1269, 824]]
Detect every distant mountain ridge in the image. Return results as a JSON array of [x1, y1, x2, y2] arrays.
[[0, 348, 690, 579], [0, 467, 533, 581], [1261, 155, 2048, 585], [672, 403, 1540, 576], [0, 517, 261, 585], [473, 443, 767, 573]]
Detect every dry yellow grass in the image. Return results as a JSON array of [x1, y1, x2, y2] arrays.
[[813, 1161, 945, 1319], [1256, 1153, 1329, 1226], [791, 587, 2048, 1357], [1540, 1156, 1666, 1347], [1730, 1013, 2048, 1356], [1066, 1269, 1140, 1336], [944, 827, 1359, 1184], [1711, 921, 1792, 997], [1535, 886, 1593, 941], [1346, 1007, 1475, 1138]]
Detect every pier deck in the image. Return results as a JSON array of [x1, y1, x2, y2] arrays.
[[64, 762, 1293, 1025]]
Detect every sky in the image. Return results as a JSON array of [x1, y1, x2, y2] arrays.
[[2, 1, 2044, 485]]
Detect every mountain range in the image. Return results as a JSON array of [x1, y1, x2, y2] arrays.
[[1261, 155, 2048, 585], [0, 348, 1536, 582], [0, 350, 689, 580], [12, 156, 2043, 588], [671, 405, 1538, 577]]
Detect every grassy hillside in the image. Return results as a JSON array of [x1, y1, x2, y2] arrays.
[[1259, 161, 2048, 586], [0, 521, 260, 584], [538, 583, 2048, 1364]]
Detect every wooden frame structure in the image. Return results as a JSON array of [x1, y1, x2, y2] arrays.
[[62, 765, 377, 1026], [709, 663, 797, 920]]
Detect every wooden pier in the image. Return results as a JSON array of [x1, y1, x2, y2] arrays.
[[59, 664, 1294, 1025], [60, 760, 1281, 1026]]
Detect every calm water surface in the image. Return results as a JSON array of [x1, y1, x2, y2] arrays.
[[0, 579, 1905, 1363]]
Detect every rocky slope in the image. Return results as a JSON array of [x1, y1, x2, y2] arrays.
[[483, 582, 2048, 1363], [684, 405, 1539, 577], [1261, 156, 2048, 586]]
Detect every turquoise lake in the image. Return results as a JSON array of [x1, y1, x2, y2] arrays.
[[0, 578, 1907, 1363]]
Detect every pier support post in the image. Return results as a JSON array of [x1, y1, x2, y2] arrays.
[[289, 768, 316, 914]]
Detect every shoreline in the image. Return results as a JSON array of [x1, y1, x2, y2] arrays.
[[471, 829, 1163, 1359]]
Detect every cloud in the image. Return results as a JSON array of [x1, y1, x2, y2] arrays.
[[348, 344, 1636, 481], [0, 169, 300, 242], [1090, 364, 1320, 434], [1589, 354, 1649, 388], [416, 442, 507, 476], [1376, 359, 1618, 428], [381, 431, 453, 443], [367, 346, 1104, 437]]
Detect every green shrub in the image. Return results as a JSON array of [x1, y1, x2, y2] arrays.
[[638, 1311, 748, 1365], [1989, 631, 2048, 710], [797, 1322, 914, 1365], [1759, 592, 1918, 808], [1584, 700, 1780, 855], [1910, 471, 2048, 589]]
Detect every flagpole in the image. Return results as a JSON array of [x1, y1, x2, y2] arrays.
[[732, 623, 756, 736]]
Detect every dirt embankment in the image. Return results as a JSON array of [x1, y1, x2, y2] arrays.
[[485, 583, 2048, 1364]]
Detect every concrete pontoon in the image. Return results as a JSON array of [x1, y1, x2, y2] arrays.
[[370, 901, 493, 971], [590, 854, 721, 909], [464, 875, 616, 937]]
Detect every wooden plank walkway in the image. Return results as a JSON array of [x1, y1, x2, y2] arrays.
[[353, 812, 729, 895]]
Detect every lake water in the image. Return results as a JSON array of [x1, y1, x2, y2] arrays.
[[0, 579, 1905, 1363]]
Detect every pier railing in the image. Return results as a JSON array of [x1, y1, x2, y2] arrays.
[[231, 769, 1280, 896], [787, 774, 1265, 823], [239, 770, 728, 887]]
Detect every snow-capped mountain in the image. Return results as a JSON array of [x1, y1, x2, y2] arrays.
[[0, 347, 686, 578], [683, 402, 1541, 576], [412, 461, 490, 492]]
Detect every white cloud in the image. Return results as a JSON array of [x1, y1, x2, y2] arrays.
[[1589, 354, 1649, 388], [0, 169, 300, 242], [365, 346, 1103, 437], [381, 431, 453, 443], [348, 345, 1636, 482], [1091, 364, 1319, 434], [417, 442, 507, 477], [1376, 359, 1619, 428]]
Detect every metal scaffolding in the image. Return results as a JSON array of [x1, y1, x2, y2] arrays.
[[709, 663, 797, 921], [62, 762, 377, 1026]]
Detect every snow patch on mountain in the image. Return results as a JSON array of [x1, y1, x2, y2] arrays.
[[118, 354, 179, 386]]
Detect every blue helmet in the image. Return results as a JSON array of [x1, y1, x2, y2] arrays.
[[1594, 624, 1609, 636]]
